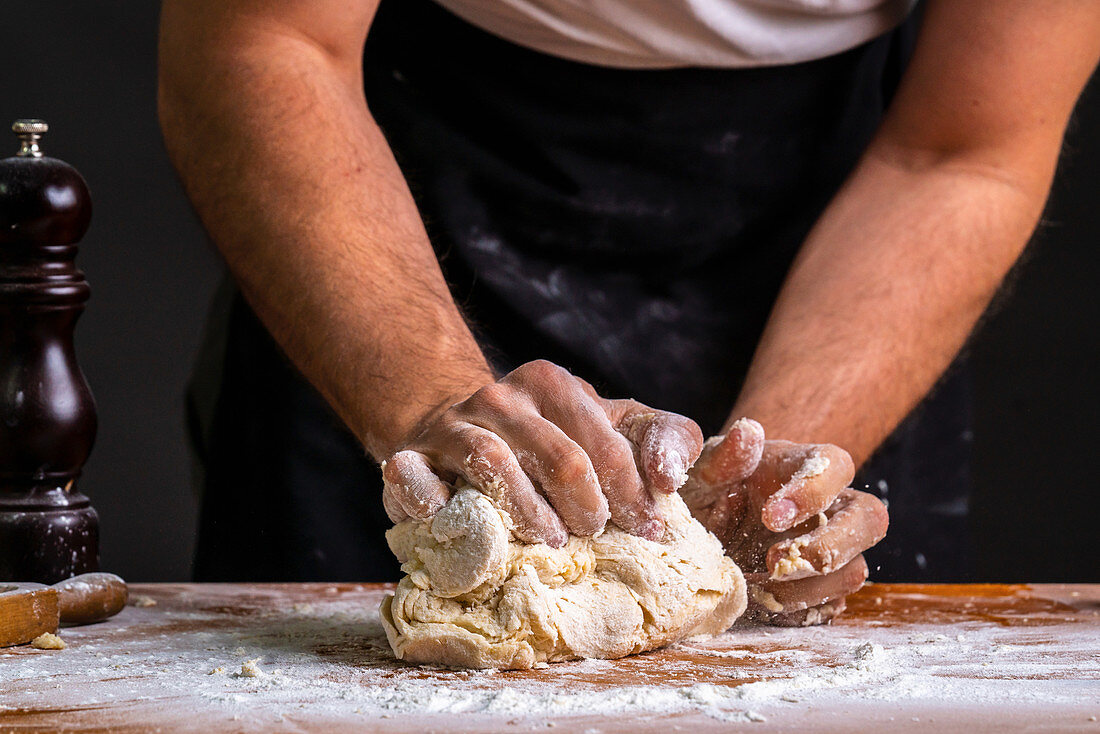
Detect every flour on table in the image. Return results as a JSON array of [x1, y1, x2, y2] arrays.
[[381, 487, 746, 669], [3, 584, 1097, 729]]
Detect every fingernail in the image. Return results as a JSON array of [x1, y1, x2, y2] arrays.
[[767, 499, 798, 529]]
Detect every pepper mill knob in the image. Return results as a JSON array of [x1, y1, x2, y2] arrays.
[[12, 119, 49, 157], [0, 119, 100, 584]]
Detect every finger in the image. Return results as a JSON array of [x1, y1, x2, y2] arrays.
[[415, 422, 568, 547], [608, 400, 704, 494], [494, 363, 628, 535], [694, 418, 765, 486], [509, 419, 612, 537], [766, 489, 889, 580], [640, 411, 705, 493], [746, 555, 868, 616], [463, 391, 611, 536], [382, 485, 408, 524], [727, 505, 816, 573], [381, 451, 451, 523], [531, 389, 656, 539], [760, 442, 855, 533]]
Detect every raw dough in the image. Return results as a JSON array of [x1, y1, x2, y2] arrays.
[[31, 632, 65, 650], [380, 487, 746, 669], [240, 659, 265, 678]]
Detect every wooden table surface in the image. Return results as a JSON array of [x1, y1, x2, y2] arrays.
[[1, 583, 1097, 732]]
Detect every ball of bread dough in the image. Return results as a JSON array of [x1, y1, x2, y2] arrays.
[[381, 486, 746, 669]]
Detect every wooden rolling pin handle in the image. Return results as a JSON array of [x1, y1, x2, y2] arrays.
[[55, 573, 127, 625]]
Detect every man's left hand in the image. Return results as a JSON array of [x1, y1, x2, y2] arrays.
[[680, 418, 888, 626]]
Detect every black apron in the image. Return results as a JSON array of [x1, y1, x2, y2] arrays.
[[189, 0, 973, 583]]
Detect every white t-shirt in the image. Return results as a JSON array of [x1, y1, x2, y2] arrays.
[[431, 0, 917, 69]]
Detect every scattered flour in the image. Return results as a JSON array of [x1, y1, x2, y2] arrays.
[[2, 586, 1097, 729]]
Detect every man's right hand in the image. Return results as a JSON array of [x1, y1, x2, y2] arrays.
[[382, 360, 704, 547]]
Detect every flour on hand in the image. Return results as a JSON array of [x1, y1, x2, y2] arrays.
[[381, 486, 746, 669]]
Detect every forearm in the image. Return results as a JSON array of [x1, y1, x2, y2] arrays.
[[729, 147, 1048, 466], [727, 0, 1100, 468], [159, 8, 492, 459]]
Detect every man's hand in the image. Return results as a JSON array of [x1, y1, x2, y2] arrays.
[[680, 418, 888, 626], [382, 360, 704, 547]]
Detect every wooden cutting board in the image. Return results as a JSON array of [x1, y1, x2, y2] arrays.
[[1, 583, 1097, 732]]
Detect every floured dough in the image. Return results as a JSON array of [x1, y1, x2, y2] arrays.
[[31, 632, 66, 650], [380, 487, 746, 669]]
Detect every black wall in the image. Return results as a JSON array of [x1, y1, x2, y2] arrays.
[[971, 73, 1100, 583], [1, 2, 220, 581], [1, 2, 1096, 582]]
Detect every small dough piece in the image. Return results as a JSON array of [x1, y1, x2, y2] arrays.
[[771, 537, 814, 580], [31, 632, 66, 650], [381, 487, 746, 669], [240, 659, 265, 678]]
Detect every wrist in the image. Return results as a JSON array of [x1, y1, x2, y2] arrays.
[[362, 370, 494, 462]]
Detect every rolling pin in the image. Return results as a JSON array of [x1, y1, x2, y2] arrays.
[[0, 573, 127, 647]]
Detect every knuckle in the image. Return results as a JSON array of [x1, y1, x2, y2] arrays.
[[590, 440, 637, 479], [544, 445, 594, 486], [615, 402, 656, 442], [461, 430, 511, 472], [656, 411, 703, 443], [465, 383, 516, 416], [513, 359, 573, 389], [679, 416, 706, 449], [525, 359, 560, 378]]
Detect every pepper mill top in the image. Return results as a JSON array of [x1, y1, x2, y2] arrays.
[[0, 119, 92, 254], [12, 119, 49, 155]]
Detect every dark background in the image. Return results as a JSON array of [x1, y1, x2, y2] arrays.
[[1, 3, 1096, 582]]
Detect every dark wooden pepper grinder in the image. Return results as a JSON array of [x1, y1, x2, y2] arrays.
[[0, 119, 99, 583]]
